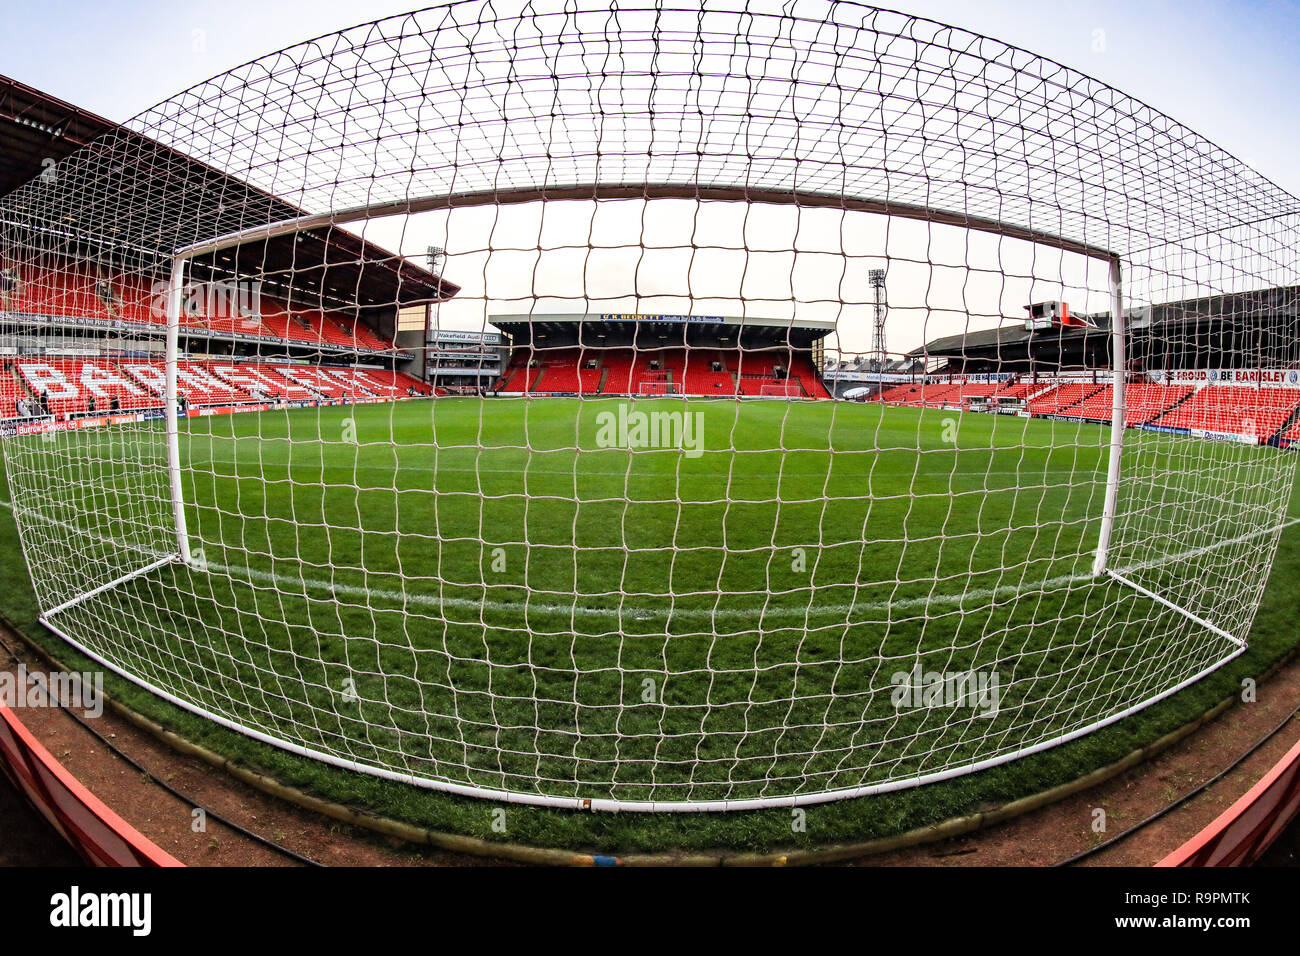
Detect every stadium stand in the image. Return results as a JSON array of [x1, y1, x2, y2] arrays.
[[680, 349, 736, 394], [993, 382, 1045, 402], [869, 375, 1300, 444], [875, 382, 964, 407], [278, 365, 355, 398], [16, 359, 155, 415], [597, 349, 638, 394], [258, 304, 318, 343], [1150, 386, 1300, 439], [121, 361, 249, 407], [8, 260, 397, 353], [336, 368, 431, 397], [1, 361, 29, 419], [1070, 383, 1193, 425], [208, 363, 319, 400], [792, 357, 832, 399], [497, 346, 829, 397], [516, 348, 603, 393], [1024, 383, 1104, 416], [349, 320, 394, 352], [1, 358, 430, 416]]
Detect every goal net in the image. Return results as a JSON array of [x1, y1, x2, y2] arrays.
[[2, 0, 1298, 812]]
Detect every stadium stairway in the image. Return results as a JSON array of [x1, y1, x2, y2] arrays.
[[1025, 383, 1104, 417], [1149, 385, 1300, 439], [1134, 384, 1196, 426], [1069, 382, 1194, 426], [0, 362, 33, 419], [1268, 402, 1300, 445]]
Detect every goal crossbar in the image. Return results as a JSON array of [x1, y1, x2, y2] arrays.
[[173, 186, 1123, 265]]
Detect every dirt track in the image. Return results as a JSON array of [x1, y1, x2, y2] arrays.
[[2, 617, 1297, 867]]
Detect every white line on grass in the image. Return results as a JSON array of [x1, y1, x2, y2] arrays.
[[180, 451, 1095, 483], [202, 559, 1098, 623], [0, 498, 1101, 623], [4, 493, 1298, 626]]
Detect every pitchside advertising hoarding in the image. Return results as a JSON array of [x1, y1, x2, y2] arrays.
[[1154, 368, 1300, 387], [0, 399, 390, 437], [429, 329, 503, 345]]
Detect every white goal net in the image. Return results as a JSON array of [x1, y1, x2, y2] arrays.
[[1, 0, 1298, 811]]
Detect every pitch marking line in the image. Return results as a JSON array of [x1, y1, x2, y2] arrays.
[[3, 494, 1297, 625]]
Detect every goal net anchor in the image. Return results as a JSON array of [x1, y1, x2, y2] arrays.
[[1090, 258, 1247, 651]]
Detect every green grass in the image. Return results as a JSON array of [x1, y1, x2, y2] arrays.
[[1, 397, 1297, 850]]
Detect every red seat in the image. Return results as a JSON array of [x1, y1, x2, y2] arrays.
[[1152, 386, 1300, 439]]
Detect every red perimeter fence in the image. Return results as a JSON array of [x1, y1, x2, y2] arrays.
[[1158, 733, 1300, 866], [0, 701, 181, 867]]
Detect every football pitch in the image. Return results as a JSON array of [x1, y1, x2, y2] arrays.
[[4, 397, 1290, 806]]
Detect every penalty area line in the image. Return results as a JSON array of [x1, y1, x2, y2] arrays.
[[2, 495, 1298, 625]]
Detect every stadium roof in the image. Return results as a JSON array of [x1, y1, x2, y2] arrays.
[[0, 75, 114, 197], [916, 285, 1300, 371], [0, 74, 458, 311], [917, 318, 1109, 357]]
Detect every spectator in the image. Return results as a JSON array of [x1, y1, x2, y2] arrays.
[[87, 395, 96, 413], [40, 390, 50, 416], [15, 396, 28, 418], [109, 395, 120, 413]]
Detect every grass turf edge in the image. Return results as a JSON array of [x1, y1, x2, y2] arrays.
[[0, 466, 1297, 858], [4, 608, 1279, 865]]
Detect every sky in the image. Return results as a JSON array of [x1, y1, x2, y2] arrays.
[[2, 0, 1297, 355]]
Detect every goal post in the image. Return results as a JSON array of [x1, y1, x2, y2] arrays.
[[1092, 256, 1126, 579], [164, 254, 191, 566], [2, 0, 1297, 813]]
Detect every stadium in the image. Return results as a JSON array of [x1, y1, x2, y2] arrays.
[[1, 0, 1299, 871]]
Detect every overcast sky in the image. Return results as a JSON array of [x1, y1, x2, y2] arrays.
[[1, 0, 1296, 354]]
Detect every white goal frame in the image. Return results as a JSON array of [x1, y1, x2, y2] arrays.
[[31, 193, 1252, 812]]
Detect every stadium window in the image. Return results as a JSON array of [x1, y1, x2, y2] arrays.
[[397, 305, 427, 332]]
